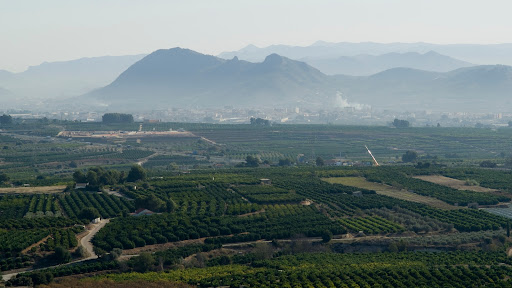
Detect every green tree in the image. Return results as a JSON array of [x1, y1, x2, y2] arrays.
[[388, 242, 399, 253], [100, 170, 121, 185], [72, 170, 87, 183], [0, 173, 9, 183], [253, 243, 274, 260], [54, 246, 71, 263], [132, 252, 154, 272], [166, 199, 177, 213], [109, 248, 123, 260], [392, 118, 410, 128], [278, 158, 293, 166], [7, 276, 33, 286], [86, 170, 100, 190], [402, 150, 418, 163], [29, 271, 53, 286], [250, 117, 270, 126], [78, 207, 101, 221], [73, 246, 87, 258], [321, 230, 332, 243], [126, 165, 146, 182], [316, 157, 325, 166], [245, 156, 260, 167], [135, 194, 165, 212]]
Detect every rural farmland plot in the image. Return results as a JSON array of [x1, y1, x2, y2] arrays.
[[483, 205, 512, 219], [324, 177, 457, 210]]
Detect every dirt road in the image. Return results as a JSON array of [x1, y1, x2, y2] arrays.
[[1, 219, 110, 282], [81, 219, 110, 259], [136, 151, 159, 166]]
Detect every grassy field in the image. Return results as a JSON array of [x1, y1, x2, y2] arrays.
[[323, 177, 458, 210], [413, 175, 512, 201], [0, 185, 66, 194], [413, 175, 498, 193]]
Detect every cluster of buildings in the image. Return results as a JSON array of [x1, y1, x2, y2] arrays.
[[2, 107, 512, 127]]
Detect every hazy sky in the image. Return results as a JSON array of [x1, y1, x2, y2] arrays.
[[2, 0, 512, 72]]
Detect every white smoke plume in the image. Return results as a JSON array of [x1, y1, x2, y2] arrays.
[[334, 91, 369, 110]]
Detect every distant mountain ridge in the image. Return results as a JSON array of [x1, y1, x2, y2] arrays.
[[85, 48, 335, 109], [219, 42, 512, 75], [335, 65, 512, 111], [83, 47, 512, 112], [0, 55, 145, 99], [219, 42, 512, 65], [301, 51, 473, 75]]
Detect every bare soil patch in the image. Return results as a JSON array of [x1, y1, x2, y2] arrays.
[[323, 177, 458, 210], [0, 185, 66, 194], [21, 235, 51, 254]]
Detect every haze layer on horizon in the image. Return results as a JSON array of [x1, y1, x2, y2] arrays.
[[2, 0, 512, 72]]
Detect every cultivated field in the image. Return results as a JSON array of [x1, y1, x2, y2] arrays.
[[482, 205, 512, 219], [324, 177, 457, 210], [414, 175, 497, 193], [0, 185, 66, 194]]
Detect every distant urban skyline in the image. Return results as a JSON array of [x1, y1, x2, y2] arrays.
[[2, 0, 512, 72]]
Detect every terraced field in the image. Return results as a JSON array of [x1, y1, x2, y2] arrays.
[[323, 177, 457, 210]]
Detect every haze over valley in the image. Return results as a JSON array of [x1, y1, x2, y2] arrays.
[[2, 1, 512, 127], [2, 42, 512, 124]]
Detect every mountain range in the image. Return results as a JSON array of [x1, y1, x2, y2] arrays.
[[0, 55, 145, 99], [335, 65, 512, 111], [83, 47, 512, 112], [301, 51, 473, 75], [219, 42, 512, 66], [1, 43, 512, 113], [84, 48, 336, 110]]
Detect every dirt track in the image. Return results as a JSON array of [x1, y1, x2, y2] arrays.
[[80, 219, 110, 259], [1, 219, 110, 282]]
